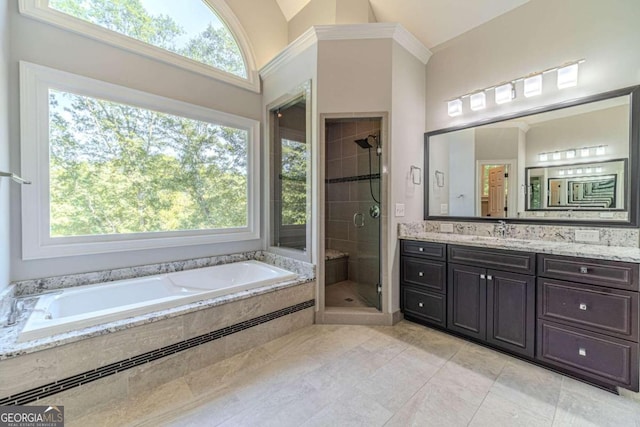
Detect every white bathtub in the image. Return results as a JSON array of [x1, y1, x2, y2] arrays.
[[19, 261, 297, 342]]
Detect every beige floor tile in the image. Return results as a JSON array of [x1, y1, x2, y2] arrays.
[[490, 359, 563, 420], [469, 391, 554, 426], [302, 392, 393, 427], [426, 360, 496, 406], [386, 381, 482, 427], [553, 377, 640, 427]]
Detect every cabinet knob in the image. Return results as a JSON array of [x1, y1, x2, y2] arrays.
[[418, 302, 424, 308], [579, 303, 587, 311], [418, 247, 424, 252], [418, 272, 424, 277], [578, 348, 587, 357], [580, 266, 589, 274]]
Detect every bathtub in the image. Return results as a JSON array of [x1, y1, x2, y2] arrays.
[[18, 261, 297, 342]]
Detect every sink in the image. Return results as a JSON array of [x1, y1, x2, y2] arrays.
[[466, 236, 533, 245]]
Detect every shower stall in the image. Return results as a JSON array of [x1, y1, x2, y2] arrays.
[[324, 118, 382, 310]]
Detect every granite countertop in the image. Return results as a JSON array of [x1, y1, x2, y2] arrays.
[[399, 232, 640, 263]]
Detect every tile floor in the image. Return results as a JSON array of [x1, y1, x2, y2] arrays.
[[325, 280, 373, 308], [70, 321, 640, 426]]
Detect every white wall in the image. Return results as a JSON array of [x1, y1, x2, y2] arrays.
[[389, 41, 426, 313], [475, 127, 518, 160], [8, 2, 264, 281], [426, 0, 640, 131], [0, 2, 10, 292]]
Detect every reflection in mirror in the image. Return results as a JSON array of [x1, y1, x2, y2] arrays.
[[269, 88, 311, 254], [425, 86, 639, 223], [527, 159, 626, 210]]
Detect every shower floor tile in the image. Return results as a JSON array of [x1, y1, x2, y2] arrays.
[[69, 322, 640, 427], [325, 280, 373, 308]]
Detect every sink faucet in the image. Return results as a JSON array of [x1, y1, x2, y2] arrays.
[[6, 299, 21, 326], [495, 220, 509, 238]]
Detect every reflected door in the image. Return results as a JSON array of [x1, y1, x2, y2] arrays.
[[488, 165, 506, 218]]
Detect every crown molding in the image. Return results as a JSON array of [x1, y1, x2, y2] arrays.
[[260, 23, 432, 79]]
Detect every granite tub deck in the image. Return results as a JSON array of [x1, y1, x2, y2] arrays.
[[0, 252, 316, 421]]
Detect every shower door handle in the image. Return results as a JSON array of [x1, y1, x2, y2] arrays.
[[353, 212, 365, 228]]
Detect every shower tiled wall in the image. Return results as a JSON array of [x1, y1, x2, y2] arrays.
[[325, 119, 381, 305]]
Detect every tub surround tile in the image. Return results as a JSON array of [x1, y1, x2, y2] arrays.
[[398, 221, 640, 262]]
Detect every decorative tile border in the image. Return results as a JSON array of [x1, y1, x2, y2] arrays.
[[326, 173, 380, 184], [0, 299, 315, 406]]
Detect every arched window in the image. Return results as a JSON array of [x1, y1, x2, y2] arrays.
[[20, 0, 258, 91]]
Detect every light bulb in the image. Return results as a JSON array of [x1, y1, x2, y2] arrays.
[[567, 170, 574, 175], [566, 149, 576, 159], [469, 92, 486, 111], [576, 169, 583, 174], [581, 148, 590, 157], [552, 152, 561, 160], [495, 83, 514, 104], [558, 170, 565, 176], [523, 74, 542, 97], [557, 63, 579, 89], [596, 146, 606, 156], [539, 153, 548, 162], [448, 99, 463, 117]]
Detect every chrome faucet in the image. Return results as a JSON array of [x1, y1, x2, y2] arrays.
[[6, 299, 21, 326], [495, 220, 509, 238]]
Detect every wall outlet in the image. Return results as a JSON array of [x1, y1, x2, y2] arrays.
[[440, 223, 454, 233], [440, 204, 448, 214], [395, 203, 405, 217], [575, 230, 600, 243]]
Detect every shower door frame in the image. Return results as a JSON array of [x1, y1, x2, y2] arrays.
[[316, 112, 393, 325]]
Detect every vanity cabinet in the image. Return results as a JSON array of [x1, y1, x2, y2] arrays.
[[447, 245, 535, 358], [536, 254, 640, 391], [400, 240, 447, 327]]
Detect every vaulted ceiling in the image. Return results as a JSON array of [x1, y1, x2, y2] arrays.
[[274, 0, 530, 49]]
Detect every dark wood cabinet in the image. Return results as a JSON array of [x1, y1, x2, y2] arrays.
[[400, 238, 640, 392], [400, 240, 447, 327], [447, 264, 486, 340], [487, 270, 535, 357]]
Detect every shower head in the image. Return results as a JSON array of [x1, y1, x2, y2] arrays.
[[354, 138, 372, 149], [354, 135, 378, 149]]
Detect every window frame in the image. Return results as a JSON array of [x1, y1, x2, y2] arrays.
[[19, 0, 259, 92], [20, 61, 260, 260]]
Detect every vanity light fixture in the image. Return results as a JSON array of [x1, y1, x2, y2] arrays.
[[448, 99, 463, 117], [596, 145, 606, 156], [444, 59, 584, 116], [539, 153, 549, 162], [565, 149, 576, 159], [469, 92, 486, 111], [495, 83, 514, 104], [557, 63, 579, 89], [523, 74, 543, 97], [552, 152, 562, 161]]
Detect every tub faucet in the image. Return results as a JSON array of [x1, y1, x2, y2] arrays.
[[495, 220, 509, 238], [6, 299, 21, 326]]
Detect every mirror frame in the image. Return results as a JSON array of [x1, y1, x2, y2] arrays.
[[424, 85, 640, 227]]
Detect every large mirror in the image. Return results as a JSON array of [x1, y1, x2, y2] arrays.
[[424, 85, 640, 225]]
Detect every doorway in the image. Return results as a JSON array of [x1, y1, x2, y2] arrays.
[[477, 159, 516, 218]]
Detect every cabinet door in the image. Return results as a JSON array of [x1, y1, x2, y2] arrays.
[[487, 270, 535, 358], [447, 263, 486, 340]]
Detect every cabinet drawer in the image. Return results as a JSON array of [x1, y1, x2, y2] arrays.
[[401, 240, 446, 261], [401, 257, 446, 293], [448, 245, 535, 275], [537, 254, 639, 291], [538, 278, 639, 341], [402, 287, 446, 327], [537, 320, 639, 390]]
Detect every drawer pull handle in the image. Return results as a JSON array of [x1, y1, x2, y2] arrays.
[[580, 266, 589, 274], [418, 272, 424, 277], [418, 247, 424, 252], [480, 274, 486, 279], [578, 348, 587, 357], [487, 275, 493, 280], [579, 303, 587, 311], [418, 302, 424, 308]]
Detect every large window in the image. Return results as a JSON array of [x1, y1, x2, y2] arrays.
[[20, 61, 259, 259], [19, 0, 258, 91]]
